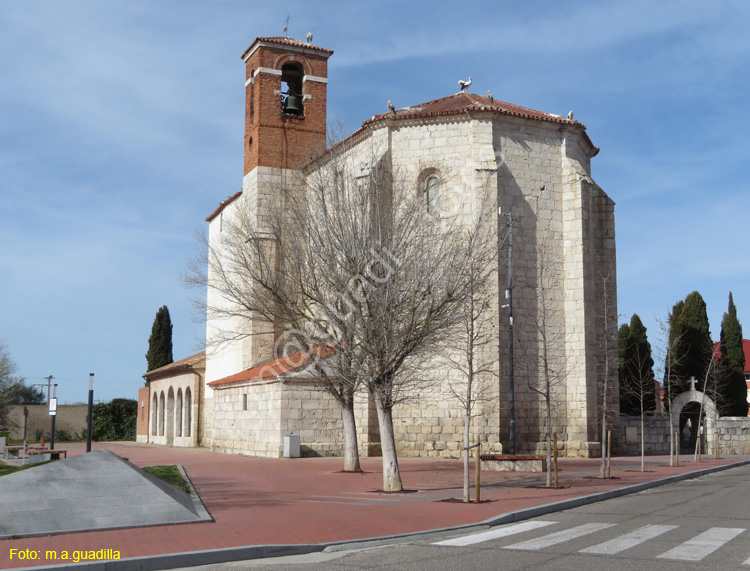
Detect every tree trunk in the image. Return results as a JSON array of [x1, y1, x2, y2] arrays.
[[463, 413, 470, 502], [640, 412, 645, 472], [546, 398, 552, 488], [375, 397, 403, 492], [600, 392, 608, 478], [341, 399, 361, 472]]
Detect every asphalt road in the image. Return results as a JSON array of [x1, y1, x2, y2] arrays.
[[189, 463, 750, 570]]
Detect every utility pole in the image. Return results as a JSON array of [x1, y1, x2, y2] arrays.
[[499, 207, 516, 455]]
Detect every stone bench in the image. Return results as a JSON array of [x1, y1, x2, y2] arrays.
[[480, 454, 547, 472]]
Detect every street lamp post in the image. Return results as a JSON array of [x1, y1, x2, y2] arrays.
[[50, 383, 58, 450], [86, 373, 94, 453]]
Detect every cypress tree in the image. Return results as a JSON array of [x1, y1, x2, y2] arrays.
[[146, 305, 174, 372], [670, 292, 713, 395], [618, 322, 630, 409], [664, 299, 685, 408], [619, 314, 656, 415], [718, 292, 747, 416]]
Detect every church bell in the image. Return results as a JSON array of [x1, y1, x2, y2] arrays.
[[283, 93, 303, 115]]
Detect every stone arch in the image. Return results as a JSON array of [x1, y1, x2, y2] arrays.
[[159, 391, 166, 436], [670, 388, 718, 454], [185, 387, 192, 438], [176, 388, 183, 438], [166, 387, 175, 446], [273, 53, 313, 76], [151, 394, 158, 437]]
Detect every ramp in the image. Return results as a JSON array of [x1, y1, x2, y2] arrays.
[[0, 449, 210, 538]]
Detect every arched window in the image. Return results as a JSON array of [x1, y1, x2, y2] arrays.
[[281, 62, 304, 115], [426, 176, 440, 215]]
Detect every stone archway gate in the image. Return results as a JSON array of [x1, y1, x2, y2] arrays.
[[670, 379, 718, 455]]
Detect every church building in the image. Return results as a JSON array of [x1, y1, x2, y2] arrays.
[[137, 35, 617, 459]]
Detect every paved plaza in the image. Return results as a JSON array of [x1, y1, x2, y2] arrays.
[[1, 442, 747, 570]]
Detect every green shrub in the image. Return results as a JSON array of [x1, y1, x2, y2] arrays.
[[92, 399, 137, 441]]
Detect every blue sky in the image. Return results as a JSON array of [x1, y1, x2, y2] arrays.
[[1, 0, 749, 403]]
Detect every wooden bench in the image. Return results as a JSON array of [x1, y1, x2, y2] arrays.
[[24, 446, 67, 463], [4, 443, 67, 462], [4, 445, 24, 459]]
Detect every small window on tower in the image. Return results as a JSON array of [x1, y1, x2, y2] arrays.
[[281, 62, 304, 116]]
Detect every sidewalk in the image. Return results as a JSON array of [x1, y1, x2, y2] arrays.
[[2, 442, 747, 570]]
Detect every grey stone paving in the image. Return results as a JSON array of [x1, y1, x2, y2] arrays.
[[0, 449, 210, 538]]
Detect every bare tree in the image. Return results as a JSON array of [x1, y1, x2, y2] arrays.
[[599, 273, 617, 478], [654, 313, 688, 464], [524, 236, 570, 487], [445, 195, 499, 502], [187, 141, 485, 491], [618, 316, 656, 472], [0, 343, 28, 430]]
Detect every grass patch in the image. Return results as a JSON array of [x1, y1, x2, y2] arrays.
[[143, 465, 191, 494], [0, 463, 21, 477], [0, 459, 56, 477]]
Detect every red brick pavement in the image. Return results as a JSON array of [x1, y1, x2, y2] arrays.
[[2, 442, 746, 569]]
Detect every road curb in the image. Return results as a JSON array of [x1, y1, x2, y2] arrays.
[[16, 459, 750, 570]]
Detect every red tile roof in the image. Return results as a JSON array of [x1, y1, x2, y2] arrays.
[[143, 351, 206, 381], [241, 36, 334, 60], [208, 346, 333, 388], [312, 92, 599, 167], [712, 339, 750, 374], [206, 191, 242, 222], [365, 92, 582, 128]]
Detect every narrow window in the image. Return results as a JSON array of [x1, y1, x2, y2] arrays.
[[243, 393, 248, 411], [426, 177, 440, 215]]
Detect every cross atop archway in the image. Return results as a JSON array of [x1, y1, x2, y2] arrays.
[[689, 376, 697, 391]]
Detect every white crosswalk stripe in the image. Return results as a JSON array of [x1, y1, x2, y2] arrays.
[[579, 524, 678, 555], [503, 522, 616, 551], [433, 520, 557, 547], [656, 527, 745, 561], [433, 520, 750, 564]]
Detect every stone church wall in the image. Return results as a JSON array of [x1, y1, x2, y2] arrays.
[[321, 112, 612, 458], [209, 378, 343, 457]]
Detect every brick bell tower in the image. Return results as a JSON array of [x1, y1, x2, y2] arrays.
[[228, 37, 333, 369], [242, 36, 333, 174]]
